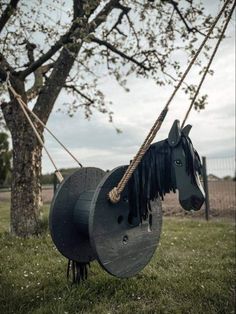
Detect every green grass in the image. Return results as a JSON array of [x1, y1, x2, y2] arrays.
[[0, 202, 235, 314], [0, 201, 10, 233]]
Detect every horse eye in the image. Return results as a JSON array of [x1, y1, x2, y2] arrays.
[[175, 159, 182, 167]]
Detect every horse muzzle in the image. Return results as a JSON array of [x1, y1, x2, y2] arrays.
[[180, 192, 205, 211]]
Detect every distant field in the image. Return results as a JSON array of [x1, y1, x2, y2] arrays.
[[162, 180, 235, 219], [1, 180, 235, 219]]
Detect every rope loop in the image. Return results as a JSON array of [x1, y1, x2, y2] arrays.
[[108, 187, 121, 204]]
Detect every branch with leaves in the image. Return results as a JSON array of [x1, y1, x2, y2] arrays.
[[163, 0, 207, 36], [65, 84, 95, 105], [0, 0, 226, 125], [92, 36, 151, 71], [0, 0, 19, 34]]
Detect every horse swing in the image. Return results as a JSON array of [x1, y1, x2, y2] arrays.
[[49, 120, 205, 282], [5, 0, 234, 284]]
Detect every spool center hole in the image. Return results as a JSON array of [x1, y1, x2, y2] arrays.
[[117, 215, 124, 224]]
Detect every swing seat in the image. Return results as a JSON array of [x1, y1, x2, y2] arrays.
[[49, 166, 162, 278]]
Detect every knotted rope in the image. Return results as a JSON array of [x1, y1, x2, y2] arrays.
[[108, 0, 234, 203]]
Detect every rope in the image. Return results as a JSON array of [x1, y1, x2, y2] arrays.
[[18, 99, 83, 168], [6, 74, 64, 182], [108, 0, 233, 203], [181, 0, 236, 128]]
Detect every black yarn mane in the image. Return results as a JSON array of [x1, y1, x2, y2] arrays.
[[128, 134, 201, 222], [128, 139, 176, 222]]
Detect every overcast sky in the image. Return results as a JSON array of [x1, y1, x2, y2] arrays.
[[41, 3, 235, 177]]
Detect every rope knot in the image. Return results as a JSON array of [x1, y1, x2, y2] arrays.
[[108, 187, 121, 203]]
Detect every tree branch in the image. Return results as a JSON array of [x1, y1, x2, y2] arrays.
[[91, 36, 151, 71], [73, 0, 84, 19], [17, 0, 119, 79], [32, 0, 120, 124], [26, 63, 54, 101], [65, 84, 94, 104], [0, 0, 19, 34], [125, 13, 140, 48], [18, 31, 73, 79], [31, 1, 91, 121], [23, 41, 37, 66], [106, 4, 131, 37], [20, 40, 54, 101], [164, 0, 206, 36], [0, 53, 14, 82], [88, 0, 120, 32]]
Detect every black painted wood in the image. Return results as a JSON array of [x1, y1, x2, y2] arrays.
[[89, 166, 163, 278], [50, 166, 162, 278], [172, 145, 205, 211], [49, 167, 105, 263]]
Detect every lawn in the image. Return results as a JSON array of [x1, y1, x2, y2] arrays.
[[0, 201, 235, 314]]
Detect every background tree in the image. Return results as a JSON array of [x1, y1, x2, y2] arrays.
[[0, 132, 12, 186], [0, 0, 229, 236]]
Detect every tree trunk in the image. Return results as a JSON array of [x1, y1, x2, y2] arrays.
[[10, 122, 43, 236], [10, 126, 43, 237], [2, 77, 43, 237]]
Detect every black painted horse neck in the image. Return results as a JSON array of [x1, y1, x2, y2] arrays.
[[128, 120, 205, 222]]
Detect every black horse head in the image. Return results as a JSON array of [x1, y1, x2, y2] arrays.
[[128, 120, 205, 222], [167, 120, 205, 211]]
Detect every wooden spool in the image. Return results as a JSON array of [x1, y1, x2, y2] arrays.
[[49, 166, 162, 278]]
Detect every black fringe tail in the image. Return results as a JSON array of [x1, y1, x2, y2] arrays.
[[67, 260, 90, 284]]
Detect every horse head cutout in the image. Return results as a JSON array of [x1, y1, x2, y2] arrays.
[[167, 120, 205, 212], [128, 120, 205, 222]]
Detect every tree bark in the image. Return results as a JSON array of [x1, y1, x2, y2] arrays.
[[10, 130, 42, 236], [2, 76, 43, 237]]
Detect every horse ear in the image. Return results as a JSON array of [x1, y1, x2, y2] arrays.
[[182, 124, 192, 137], [168, 120, 181, 147]]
